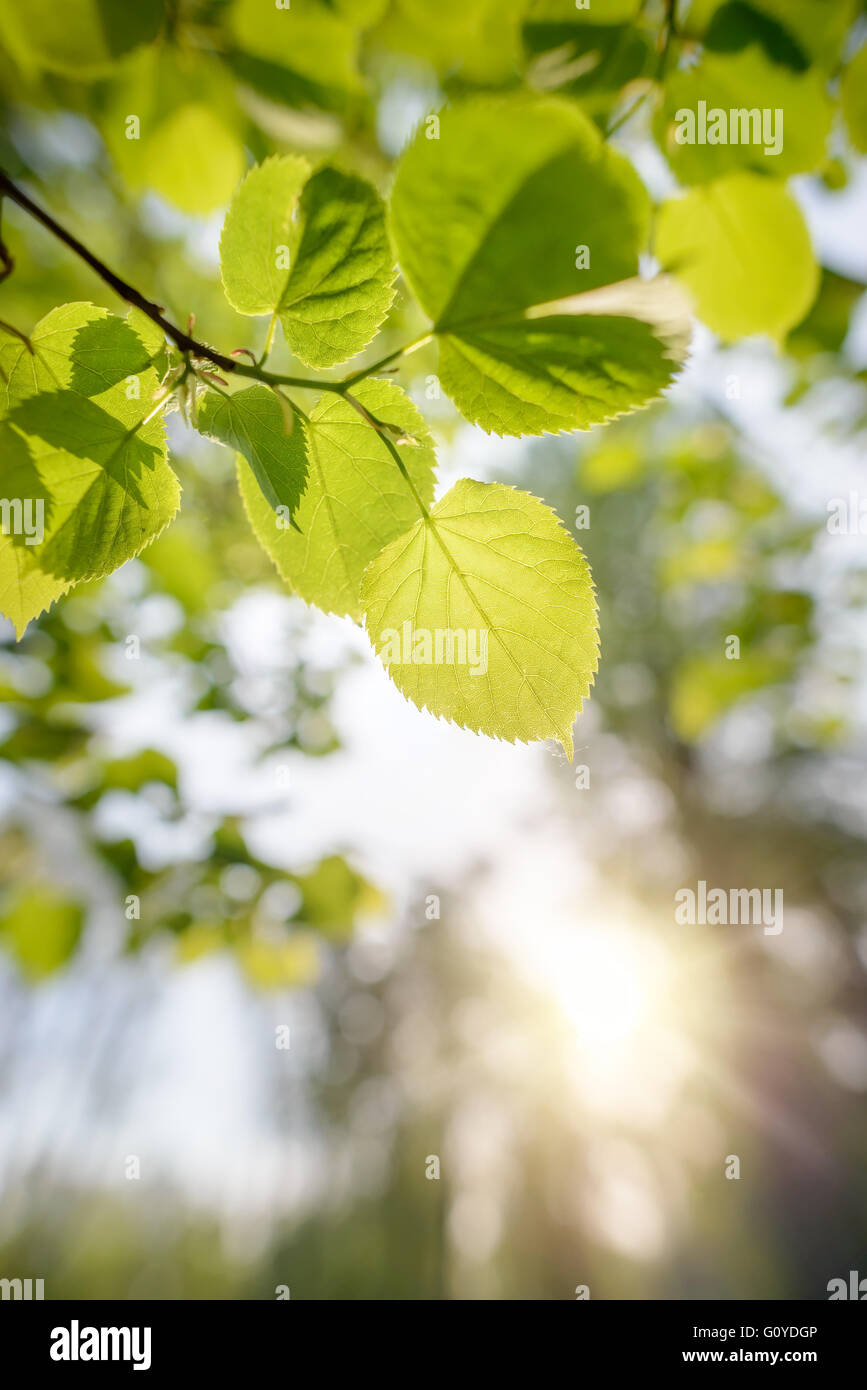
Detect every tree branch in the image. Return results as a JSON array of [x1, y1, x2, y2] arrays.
[[0, 169, 341, 394], [0, 168, 430, 422]]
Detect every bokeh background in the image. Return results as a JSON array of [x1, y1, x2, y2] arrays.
[[1, 0, 867, 1299]]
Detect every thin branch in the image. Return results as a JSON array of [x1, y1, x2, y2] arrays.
[[0, 202, 28, 352], [0, 169, 438, 413], [342, 389, 431, 521], [259, 312, 278, 366], [0, 165, 440, 453], [0, 169, 343, 395], [340, 331, 433, 386]]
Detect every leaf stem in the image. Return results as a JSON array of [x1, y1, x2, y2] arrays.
[[276, 386, 309, 426], [340, 332, 433, 386], [0, 166, 438, 454], [0, 169, 346, 396], [260, 312, 278, 365], [140, 391, 176, 429], [342, 390, 431, 521]]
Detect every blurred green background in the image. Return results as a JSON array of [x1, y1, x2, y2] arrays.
[[1, 0, 867, 1299]]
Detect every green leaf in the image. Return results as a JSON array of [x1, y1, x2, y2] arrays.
[[687, 0, 854, 69], [126, 307, 169, 376], [294, 854, 386, 942], [276, 167, 396, 369], [656, 173, 818, 341], [0, 887, 84, 980], [669, 648, 790, 742], [220, 155, 312, 317], [0, 428, 74, 639], [702, 0, 810, 69], [141, 103, 247, 216], [390, 95, 648, 324], [221, 160, 394, 368], [197, 386, 308, 519], [438, 276, 690, 436], [238, 379, 435, 620], [100, 47, 246, 213], [526, 0, 641, 20], [332, 0, 388, 23], [841, 44, 867, 155], [655, 45, 833, 183], [1, 301, 161, 405], [229, 0, 362, 94], [222, 0, 384, 113], [0, 0, 164, 77], [101, 749, 178, 792], [0, 303, 180, 638], [738, 0, 854, 72], [389, 95, 685, 434], [361, 478, 599, 756], [377, 0, 526, 84], [786, 268, 865, 359], [235, 934, 321, 991]]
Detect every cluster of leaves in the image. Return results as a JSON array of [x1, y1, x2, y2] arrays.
[[0, 0, 865, 762], [0, 92, 696, 757]]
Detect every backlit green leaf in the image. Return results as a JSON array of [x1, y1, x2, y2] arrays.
[[390, 95, 648, 325], [220, 155, 312, 317], [100, 47, 246, 213], [438, 276, 690, 435], [229, 0, 362, 94], [0, 303, 180, 638], [276, 167, 395, 369], [655, 45, 832, 183], [197, 385, 308, 518], [377, 0, 526, 84], [736, 0, 854, 71], [0, 0, 164, 77], [0, 887, 84, 980], [238, 379, 435, 619], [656, 173, 818, 341], [389, 95, 686, 434], [361, 478, 599, 756], [142, 104, 246, 215], [220, 160, 394, 368]]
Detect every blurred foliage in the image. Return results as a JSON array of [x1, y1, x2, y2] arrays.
[[0, 886, 83, 979], [0, 445, 380, 989]]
